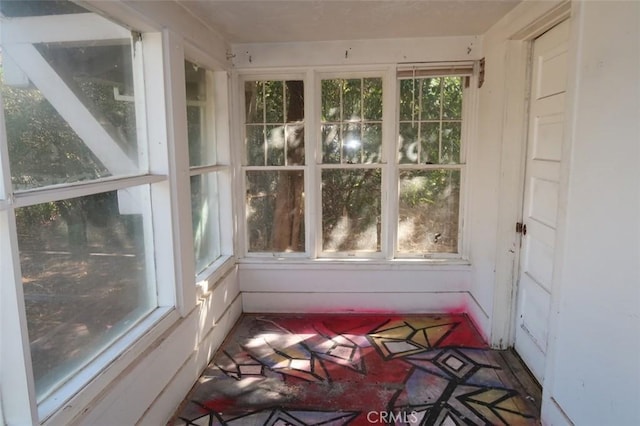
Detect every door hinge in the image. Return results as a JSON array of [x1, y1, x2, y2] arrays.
[[516, 222, 527, 235]]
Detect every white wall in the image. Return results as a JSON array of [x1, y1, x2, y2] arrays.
[[541, 2, 640, 425], [240, 263, 473, 319], [467, 0, 567, 347], [231, 35, 482, 68]]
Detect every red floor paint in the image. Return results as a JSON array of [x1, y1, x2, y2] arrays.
[[172, 314, 538, 426]]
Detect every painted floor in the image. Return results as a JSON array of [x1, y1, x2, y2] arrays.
[[171, 314, 540, 425]]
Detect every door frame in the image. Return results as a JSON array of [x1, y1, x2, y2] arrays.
[[490, 1, 572, 350]]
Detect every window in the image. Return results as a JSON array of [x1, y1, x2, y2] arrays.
[[239, 67, 471, 260], [0, 2, 172, 418], [397, 75, 465, 255], [320, 77, 383, 255], [243, 79, 305, 254], [185, 60, 224, 273], [15, 188, 155, 398]]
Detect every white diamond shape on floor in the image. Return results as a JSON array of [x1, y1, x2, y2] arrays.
[[444, 355, 465, 371]]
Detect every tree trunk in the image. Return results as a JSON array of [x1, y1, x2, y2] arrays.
[[271, 81, 304, 251]]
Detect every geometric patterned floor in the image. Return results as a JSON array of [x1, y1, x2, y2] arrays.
[[170, 314, 540, 425]]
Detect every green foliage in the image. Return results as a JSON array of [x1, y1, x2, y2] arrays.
[[321, 77, 383, 164], [398, 169, 460, 253], [398, 76, 463, 165], [322, 169, 382, 251], [2, 82, 107, 189]]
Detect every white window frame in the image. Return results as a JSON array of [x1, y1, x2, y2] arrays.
[[184, 57, 235, 282], [236, 64, 477, 263], [0, 21, 197, 425], [237, 72, 310, 258], [394, 65, 475, 259], [316, 69, 390, 259]]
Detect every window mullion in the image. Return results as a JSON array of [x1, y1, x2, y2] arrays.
[[439, 78, 444, 163], [310, 70, 321, 258], [417, 77, 423, 162], [156, 30, 196, 313], [383, 66, 398, 259]]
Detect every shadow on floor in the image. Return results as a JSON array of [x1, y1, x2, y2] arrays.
[[171, 314, 541, 425]]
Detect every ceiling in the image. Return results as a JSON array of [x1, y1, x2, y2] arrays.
[[176, 0, 522, 45]]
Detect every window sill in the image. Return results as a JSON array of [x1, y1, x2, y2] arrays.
[[237, 257, 471, 271], [196, 255, 237, 293]]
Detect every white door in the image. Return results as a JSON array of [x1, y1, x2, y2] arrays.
[[514, 20, 569, 383]]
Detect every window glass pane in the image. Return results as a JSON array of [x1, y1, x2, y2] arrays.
[[285, 80, 304, 123], [398, 75, 463, 166], [363, 123, 382, 163], [246, 171, 305, 252], [2, 40, 143, 190], [420, 77, 441, 120], [342, 123, 361, 164], [321, 77, 383, 165], [245, 80, 304, 166], [321, 79, 340, 121], [322, 169, 381, 252], [191, 173, 221, 273], [442, 77, 463, 119], [286, 122, 305, 166], [398, 170, 460, 253], [264, 81, 284, 123], [266, 125, 285, 166], [185, 61, 216, 167], [363, 78, 383, 121], [421, 122, 440, 164], [343, 79, 361, 120], [441, 122, 461, 164], [322, 124, 340, 164], [398, 122, 419, 164], [16, 186, 156, 400], [246, 125, 265, 166], [245, 81, 264, 124], [399, 79, 418, 121]]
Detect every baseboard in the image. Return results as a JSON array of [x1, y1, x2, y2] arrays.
[[242, 291, 470, 315]]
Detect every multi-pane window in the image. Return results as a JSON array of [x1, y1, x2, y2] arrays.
[[397, 76, 464, 254], [241, 69, 470, 259], [0, 1, 161, 407], [185, 60, 222, 273], [320, 77, 383, 254], [244, 80, 305, 253]]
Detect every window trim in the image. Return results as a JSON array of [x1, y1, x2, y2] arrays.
[[316, 71, 388, 258], [238, 72, 309, 257], [184, 60, 230, 276], [394, 71, 471, 258], [0, 25, 196, 422]]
